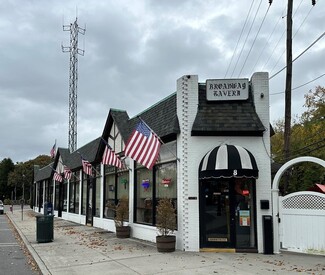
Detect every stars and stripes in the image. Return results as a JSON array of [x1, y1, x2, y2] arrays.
[[82, 158, 93, 176], [53, 171, 63, 182], [124, 120, 161, 170], [102, 143, 123, 168], [64, 165, 72, 180], [50, 141, 56, 159]]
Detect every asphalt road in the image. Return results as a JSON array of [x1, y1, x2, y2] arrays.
[[0, 207, 38, 275]]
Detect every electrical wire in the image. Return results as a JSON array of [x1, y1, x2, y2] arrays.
[[270, 72, 325, 96], [290, 143, 325, 160], [224, 0, 255, 78], [238, 2, 271, 77], [269, 31, 325, 80], [251, 6, 283, 74], [230, 0, 262, 78], [273, 138, 325, 161], [261, 2, 287, 71], [269, 4, 314, 75]]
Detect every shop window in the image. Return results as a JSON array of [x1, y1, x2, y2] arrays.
[[38, 182, 44, 208], [155, 162, 177, 225], [103, 161, 130, 220], [134, 141, 177, 227], [104, 167, 115, 219], [75, 181, 80, 214], [63, 181, 68, 211], [136, 168, 153, 224], [95, 165, 101, 217], [234, 178, 256, 248], [69, 172, 80, 214], [47, 180, 53, 204], [81, 176, 87, 215], [54, 181, 60, 210], [69, 179, 75, 213]]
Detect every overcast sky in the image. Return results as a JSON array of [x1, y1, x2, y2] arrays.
[[1, 0, 324, 163]]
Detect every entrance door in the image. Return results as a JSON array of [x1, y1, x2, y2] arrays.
[[200, 180, 236, 248], [86, 180, 93, 225], [200, 179, 256, 250]]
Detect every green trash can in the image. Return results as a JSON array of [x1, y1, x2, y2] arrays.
[[36, 215, 54, 243]]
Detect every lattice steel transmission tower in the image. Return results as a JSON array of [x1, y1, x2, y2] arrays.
[[62, 18, 85, 152]]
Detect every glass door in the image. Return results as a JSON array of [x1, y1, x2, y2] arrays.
[[200, 180, 236, 248]]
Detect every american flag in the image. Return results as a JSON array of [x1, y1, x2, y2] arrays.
[[64, 165, 72, 180], [53, 171, 63, 182], [102, 142, 123, 168], [82, 158, 93, 176], [50, 142, 56, 158], [124, 120, 161, 170]]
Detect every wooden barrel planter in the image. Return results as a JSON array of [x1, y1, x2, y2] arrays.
[[156, 235, 176, 252], [116, 226, 130, 238]]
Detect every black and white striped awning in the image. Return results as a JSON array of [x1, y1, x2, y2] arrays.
[[199, 144, 258, 179]]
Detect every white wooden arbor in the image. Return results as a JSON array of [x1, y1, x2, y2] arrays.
[[271, 156, 325, 253]]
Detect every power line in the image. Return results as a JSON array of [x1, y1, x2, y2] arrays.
[[269, 30, 325, 80], [261, 29, 285, 71], [230, 0, 262, 77], [290, 143, 325, 160], [269, 3, 314, 75], [224, 0, 255, 78], [251, 5, 284, 74], [238, 1, 272, 77], [273, 137, 325, 162], [270, 72, 325, 95]]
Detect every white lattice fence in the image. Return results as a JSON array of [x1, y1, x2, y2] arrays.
[[279, 191, 325, 254]]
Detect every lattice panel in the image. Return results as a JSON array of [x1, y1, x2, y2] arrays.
[[282, 194, 325, 210]]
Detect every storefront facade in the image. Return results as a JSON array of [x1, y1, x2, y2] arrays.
[[33, 72, 272, 253]]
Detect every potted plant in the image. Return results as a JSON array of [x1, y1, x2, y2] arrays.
[[115, 196, 130, 238], [156, 197, 176, 252]]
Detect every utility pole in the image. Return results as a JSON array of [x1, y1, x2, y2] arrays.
[[62, 18, 86, 152], [283, 0, 316, 194], [283, 0, 293, 171]]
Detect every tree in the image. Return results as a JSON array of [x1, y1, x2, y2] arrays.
[[301, 86, 325, 123], [7, 155, 52, 201], [0, 158, 15, 200], [271, 86, 325, 194]]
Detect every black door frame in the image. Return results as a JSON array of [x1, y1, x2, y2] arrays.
[[86, 177, 95, 225], [199, 178, 257, 250], [57, 181, 63, 217], [199, 179, 237, 248]]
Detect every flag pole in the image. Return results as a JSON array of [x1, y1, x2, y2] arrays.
[[138, 117, 180, 162], [50, 166, 63, 182], [101, 137, 132, 171], [58, 159, 79, 180], [77, 151, 101, 177]]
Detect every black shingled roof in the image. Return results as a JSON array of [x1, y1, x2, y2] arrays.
[[67, 137, 102, 170], [35, 138, 102, 181], [35, 81, 268, 181], [128, 93, 180, 143], [102, 94, 180, 145], [34, 163, 53, 182], [191, 83, 265, 136]]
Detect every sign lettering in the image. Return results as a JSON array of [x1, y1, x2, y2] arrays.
[[206, 79, 249, 101]]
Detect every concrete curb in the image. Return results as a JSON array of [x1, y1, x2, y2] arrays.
[[6, 211, 51, 275]]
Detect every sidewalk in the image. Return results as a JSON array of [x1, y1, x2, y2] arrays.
[[6, 208, 325, 275]]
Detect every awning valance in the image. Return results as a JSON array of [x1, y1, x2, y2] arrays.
[[199, 144, 258, 179]]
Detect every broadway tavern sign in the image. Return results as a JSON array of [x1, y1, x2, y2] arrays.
[[206, 79, 249, 101]]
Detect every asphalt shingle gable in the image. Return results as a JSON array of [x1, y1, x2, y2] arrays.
[[34, 163, 53, 181], [129, 93, 180, 142], [192, 84, 265, 136], [67, 137, 102, 170]]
